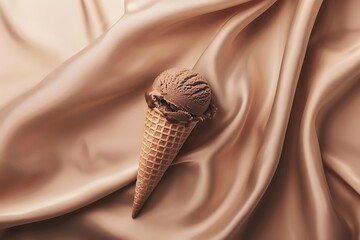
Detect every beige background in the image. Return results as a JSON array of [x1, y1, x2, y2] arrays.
[[0, 0, 359, 239]]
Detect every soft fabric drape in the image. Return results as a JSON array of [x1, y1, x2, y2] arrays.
[[0, 0, 359, 239]]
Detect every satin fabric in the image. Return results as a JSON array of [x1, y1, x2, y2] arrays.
[[0, 0, 359, 239]]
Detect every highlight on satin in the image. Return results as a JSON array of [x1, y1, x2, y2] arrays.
[[0, 1, 359, 239]]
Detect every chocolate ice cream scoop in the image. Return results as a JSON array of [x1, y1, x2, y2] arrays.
[[145, 68, 217, 123]]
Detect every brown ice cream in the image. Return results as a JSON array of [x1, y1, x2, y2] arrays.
[[145, 68, 217, 124], [132, 68, 217, 218]]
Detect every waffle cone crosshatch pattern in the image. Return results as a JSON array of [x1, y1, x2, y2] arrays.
[[132, 108, 197, 218]]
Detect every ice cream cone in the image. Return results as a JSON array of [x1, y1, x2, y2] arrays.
[[132, 108, 197, 218], [131, 68, 216, 218]]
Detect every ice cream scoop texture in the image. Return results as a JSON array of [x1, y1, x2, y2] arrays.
[[145, 68, 216, 123]]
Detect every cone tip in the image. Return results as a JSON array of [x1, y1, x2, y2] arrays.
[[132, 209, 139, 219]]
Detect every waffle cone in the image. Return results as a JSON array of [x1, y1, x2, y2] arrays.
[[132, 108, 197, 218]]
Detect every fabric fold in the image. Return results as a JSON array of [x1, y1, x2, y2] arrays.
[[0, 0, 359, 239]]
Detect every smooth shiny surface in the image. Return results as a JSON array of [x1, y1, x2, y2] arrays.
[[0, 0, 359, 239]]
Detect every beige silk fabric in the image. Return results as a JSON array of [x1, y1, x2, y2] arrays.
[[0, 0, 359, 239]]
